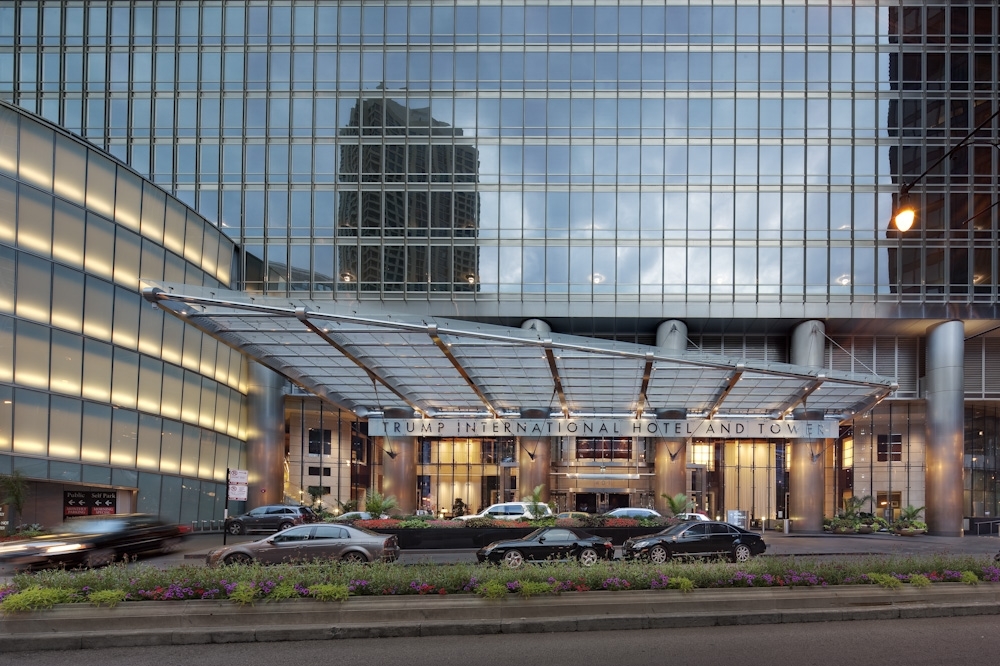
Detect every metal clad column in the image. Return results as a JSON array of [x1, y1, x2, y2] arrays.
[[518, 407, 551, 502], [381, 407, 417, 514], [653, 409, 688, 513], [246, 361, 285, 507], [653, 321, 689, 514], [925, 320, 964, 537], [788, 321, 827, 533]]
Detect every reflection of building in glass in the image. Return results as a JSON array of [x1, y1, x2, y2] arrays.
[[336, 98, 479, 293], [886, 5, 996, 296]]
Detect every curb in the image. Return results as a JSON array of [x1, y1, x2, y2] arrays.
[[2, 584, 1000, 652]]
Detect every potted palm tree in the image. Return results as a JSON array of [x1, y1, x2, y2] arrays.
[[892, 505, 927, 536], [661, 492, 695, 518]]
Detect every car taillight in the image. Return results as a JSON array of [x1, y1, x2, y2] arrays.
[[177, 525, 192, 534], [604, 541, 612, 548]]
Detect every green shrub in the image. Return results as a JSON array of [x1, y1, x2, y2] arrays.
[[669, 577, 695, 593], [1, 586, 76, 613], [267, 582, 299, 600], [228, 581, 259, 606], [477, 580, 509, 599], [310, 584, 349, 602], [961, 571, 979, 585], [88, 589, 128, 608], [396, 518, 431, 529], [463, 517, 497, 529], [908, 574, 931, 588], [517, 581, 553, 598], [866, 573, 902, 589]]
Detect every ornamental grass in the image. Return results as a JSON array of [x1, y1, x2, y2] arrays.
[[2, 554, 998, 613]]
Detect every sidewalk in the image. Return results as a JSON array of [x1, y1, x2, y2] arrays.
[[3, 584, 1000, 652]]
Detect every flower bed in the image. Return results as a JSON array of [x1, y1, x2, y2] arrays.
[[2, 554, 998, 612]]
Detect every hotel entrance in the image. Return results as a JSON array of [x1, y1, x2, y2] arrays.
[[416, 437, 517, 517]]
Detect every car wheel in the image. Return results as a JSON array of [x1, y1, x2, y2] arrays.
[[578, 547, 600, 567], [649, 544, 669, 564], [277, 521, 294, 531], [224, 552, 253, 565], [502, 550, 524, 569], [341, 551, 368, 564], [84, 548, 115, 568], [227, 521, 245, 535], [732, 543, 752, 563]]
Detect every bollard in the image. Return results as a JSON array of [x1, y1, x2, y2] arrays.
[[192, 520, 198, 532]]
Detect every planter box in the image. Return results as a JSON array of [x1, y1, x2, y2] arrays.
[[375, 526, 668, 549]]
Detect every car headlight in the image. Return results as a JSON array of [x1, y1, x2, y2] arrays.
[[630, 540, 651, 550], [44, 543, 87, 555]]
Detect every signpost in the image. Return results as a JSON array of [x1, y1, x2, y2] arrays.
[[225, 468, 248, 544]]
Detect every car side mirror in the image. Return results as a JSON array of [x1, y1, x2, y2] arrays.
[[538, 536, 545, 543]]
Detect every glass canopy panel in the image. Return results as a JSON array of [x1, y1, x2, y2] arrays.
[[144, 285, 896, 420]]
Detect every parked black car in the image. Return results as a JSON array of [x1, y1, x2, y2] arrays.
[[621, 520, 766, 563], [476, 526, 614, 568], [224, 505, 318, 535], [0, 514, 189, 571]]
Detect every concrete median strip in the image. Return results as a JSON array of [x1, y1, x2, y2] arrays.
[[2, 584, 1000, 652]]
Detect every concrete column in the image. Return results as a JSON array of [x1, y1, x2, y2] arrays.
[[653, 321, 689, 515], [788, 321, 827, 532], [380, 407, 417, 514], [925, 320, 965, 537], [246, 361, 286, 508], [518, 407, 551, 502]]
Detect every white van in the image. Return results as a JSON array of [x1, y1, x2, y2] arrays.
[[454, 502, 553, 521]]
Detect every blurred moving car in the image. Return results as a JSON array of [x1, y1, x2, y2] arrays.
[[477, 526, 614, 568], [454, 502, 554, 521], [621, 520, 766, 563], [224, 504, 318, 535], [206, 523, 399, 566], [0, 514, 189, 571], [605, 507, 662, 520]]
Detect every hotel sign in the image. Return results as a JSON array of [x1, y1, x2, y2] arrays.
[[368, 418, 837, 439]]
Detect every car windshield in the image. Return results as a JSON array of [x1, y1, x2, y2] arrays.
[[524, 528, 548, 540], [656, 522, 694, 537]]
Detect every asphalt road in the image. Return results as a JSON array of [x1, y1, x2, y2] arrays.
[[144, 528, 1000, 569], [5, 616, 999, 666]]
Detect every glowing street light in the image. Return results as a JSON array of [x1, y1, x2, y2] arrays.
[[891, 107, 999, 233]]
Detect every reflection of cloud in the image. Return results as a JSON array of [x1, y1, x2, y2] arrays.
[[639, 248, 663, 286]]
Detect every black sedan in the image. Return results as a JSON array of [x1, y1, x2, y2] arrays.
[[622, 520, 766, 563], [476, 527, 614, 568], [0, 514, 189, 571]]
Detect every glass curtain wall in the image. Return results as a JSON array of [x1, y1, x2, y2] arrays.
[[5, 2, 995, 309]]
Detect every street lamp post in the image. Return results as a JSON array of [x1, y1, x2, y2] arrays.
[[892, 107, 1000, 232]]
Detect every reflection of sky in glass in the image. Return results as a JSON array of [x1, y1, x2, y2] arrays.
[[11, 1, 991, 303]]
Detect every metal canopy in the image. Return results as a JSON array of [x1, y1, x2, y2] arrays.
[[143, 285, 897, 422]]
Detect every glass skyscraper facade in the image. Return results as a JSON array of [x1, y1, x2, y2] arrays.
[[1, 2, 998, 528]]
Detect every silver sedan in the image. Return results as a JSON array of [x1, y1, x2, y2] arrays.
[[206, 523, 400, 566]]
